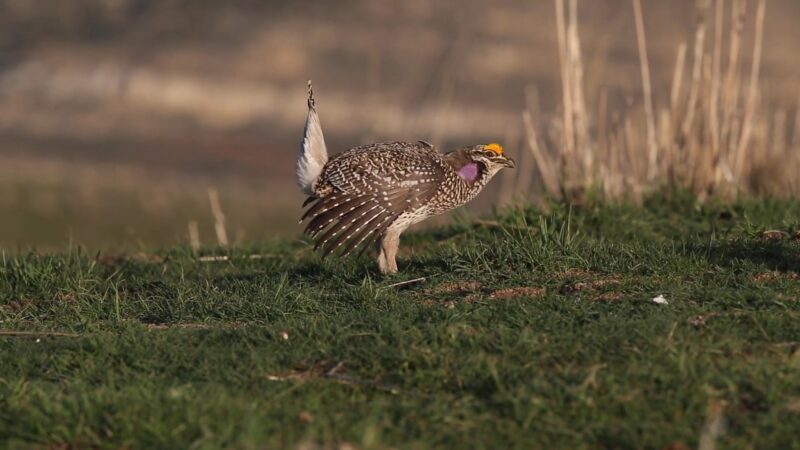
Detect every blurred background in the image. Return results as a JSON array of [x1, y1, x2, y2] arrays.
[[1, 0, 798, 251]]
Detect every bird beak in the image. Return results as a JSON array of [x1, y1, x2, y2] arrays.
[[503, 157, 516, 169]]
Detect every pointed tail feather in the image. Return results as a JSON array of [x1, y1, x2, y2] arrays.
[[297, 81, 328, 195]]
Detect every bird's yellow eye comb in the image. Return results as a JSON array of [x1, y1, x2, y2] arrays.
[[484, 143, 504, 155]]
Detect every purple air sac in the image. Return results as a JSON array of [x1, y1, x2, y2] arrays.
[[458, 163, 480, 182]]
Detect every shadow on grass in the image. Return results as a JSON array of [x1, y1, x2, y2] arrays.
[[687, 240, 800, 273]]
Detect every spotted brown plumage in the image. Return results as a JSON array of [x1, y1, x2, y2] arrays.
[[297, 84, 515, 274]]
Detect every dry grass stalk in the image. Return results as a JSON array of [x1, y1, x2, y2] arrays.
[[568, 0, 592, 177], [698, 398, 728, 450], [721, 0, 745, 174], [555, 0, 574, 164], [632, 0, 659, 180], [517, 0, 795, 203], [497, 124, 522, 205], [208, 188, 229, 247], [670, 43, 688, 117], [513, 86, 541, 200], [522, 109, 559, 196], [792, 93, 800, 150], [681, 5, 707, 146], [734, 0, 767, 175], [552, 0, 593, 196], [709, 0, 725, 158], [188, 220, 200, 253], [381, 277, 427, 290]]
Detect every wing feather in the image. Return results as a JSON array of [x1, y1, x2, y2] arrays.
[[300, 143, 445, 257], [305, 195, 372, 236], [321, 208, 390, 257]]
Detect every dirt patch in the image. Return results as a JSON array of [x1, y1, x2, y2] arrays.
[[590, 292, 624, 302], [266, 360, 342, 382], [760, 230, 789, 241], [560, 277, 621, 294], [97, 253, 165, 267], [417, 298, 460, 309], [143, 322, 244, 330], [446, 324, 478, 337], [144, 323, 213, 330], [785, 398, 800, 413], [660, 442, 691, 450], [752, 271, 800, 283], [687, 312, 720, 328], [490, 287, 545, 300], [427, 281, 483, 294], [2, 294, 79, 314], [55, 292, 79, 304], [1, 298, 40, 313], [266, 360, 400, 393], [554, 269, 597, 279]]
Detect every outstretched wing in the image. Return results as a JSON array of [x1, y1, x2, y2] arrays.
[[301, 146, 444, 257]]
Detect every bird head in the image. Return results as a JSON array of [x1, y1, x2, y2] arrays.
[[469, 143, 516, 170], [446, 142, 515, 185]]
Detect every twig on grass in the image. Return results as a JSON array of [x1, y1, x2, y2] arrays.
[[197, 254, 276, 262], [266, 361, 401, 394], [0, 330, 80, 338], [381, 277, 426, 290], [698, 398, 728, 450]]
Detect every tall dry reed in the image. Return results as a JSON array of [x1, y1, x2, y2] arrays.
[[523, 0, 797, 203]]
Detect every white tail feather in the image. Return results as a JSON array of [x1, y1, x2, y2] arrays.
[[297, 81, 328, 195]]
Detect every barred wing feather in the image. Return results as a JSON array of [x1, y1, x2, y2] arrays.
[[301, 148, 443, 257]]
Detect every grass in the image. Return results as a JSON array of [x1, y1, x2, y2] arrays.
[[2, 196, 800, 449]]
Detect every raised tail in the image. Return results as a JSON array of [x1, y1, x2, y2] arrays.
[[297, 81, 329, 196]]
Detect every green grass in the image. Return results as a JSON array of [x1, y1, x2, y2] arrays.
[[2, 195, 800, 449]]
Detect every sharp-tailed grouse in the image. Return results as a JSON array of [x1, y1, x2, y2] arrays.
[[297, 83, 515, 274]]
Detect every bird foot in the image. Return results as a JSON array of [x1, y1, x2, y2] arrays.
[[378, 255, 399, 274], [377, 249, 399, 274]]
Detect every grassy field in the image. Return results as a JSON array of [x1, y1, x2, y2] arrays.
[[2, 196, 800, 449]]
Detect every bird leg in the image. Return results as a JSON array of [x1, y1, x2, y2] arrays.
[[377, 230, 400, 274]]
